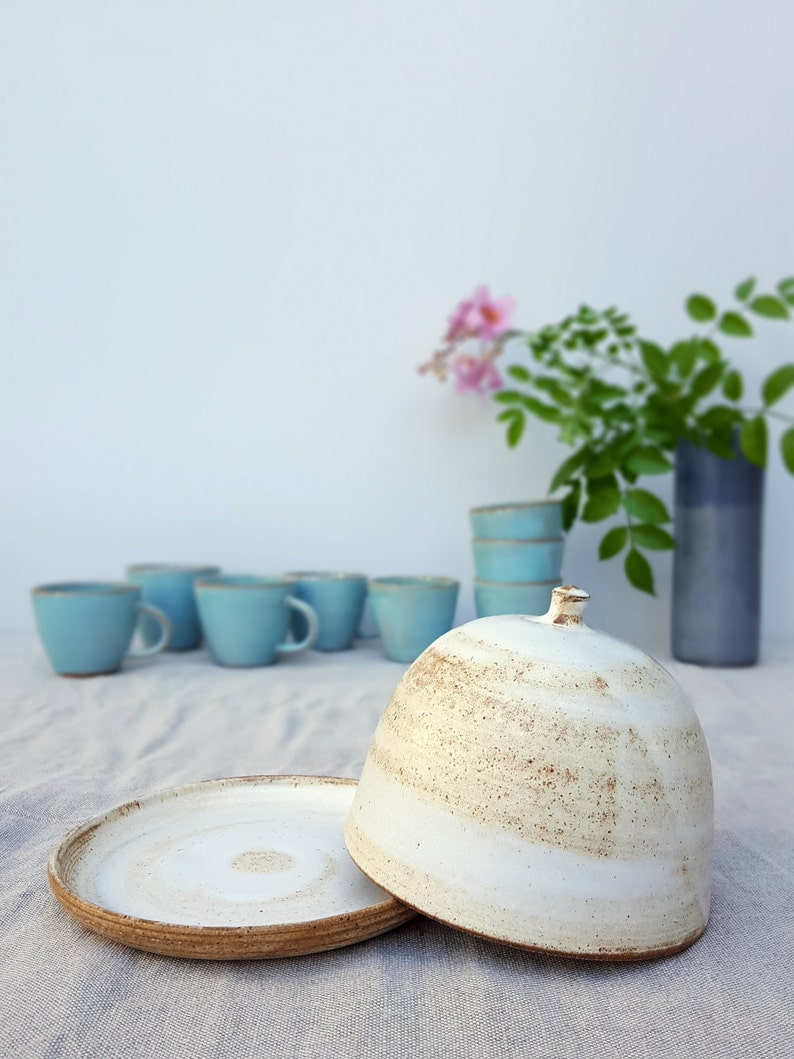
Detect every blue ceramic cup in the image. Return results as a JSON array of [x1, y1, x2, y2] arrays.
[[127, 564, 220, 651], [471, 538, 564, 583], [32, 582, 171, 676], [286, 572, 368, 652], [474, 579, 561, 618], [469, 500, 563, 541], [368, 576, 459, 664], [194, 575, 318, 667]]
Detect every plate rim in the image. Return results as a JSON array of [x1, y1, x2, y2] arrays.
[[48, 774, 415, 959]]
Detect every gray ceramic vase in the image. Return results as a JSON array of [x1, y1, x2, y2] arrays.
[[672, 435, 764, 666]]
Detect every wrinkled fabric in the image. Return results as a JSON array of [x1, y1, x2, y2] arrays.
[[1, 636, 791, 1059]]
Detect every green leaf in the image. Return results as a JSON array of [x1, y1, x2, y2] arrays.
[[534, 375, 574, 406], [588, 378, 629, 402], [506, 365, 532, 383], [497, 408, 525, 445], [582, 475, 621, 522], [623, 489, 671, 524], [520, 395, 561, 423], [722, 370, 743, 401], [671, 340, 699, 378], [777, 277, 794, 305], [630, 524, 676, 550], [735, 277, 756, 302], [586, 447, 623, 478], [560, 481, 581, 531], [510, 415, 529, 444], [686, 294, 717, 323], [739, 415, 768, 467], [781, 428, 794, 473], [625, 548, 655, 595], [581, 328, 611, 345], [599, 525, 629, 560], [529, 338, 546, 361], [506, 411, 526, 448], [749, 294, 790, 320], [549, 448, 588, 493], [689, 362, 724, 399], [719, 311, 753, 338], [698, 404, 740, 432], [705, 433, 738, 460], [494, 390, 523, 404], [624, 445, 673, 476], [697, 337, 722, 364], [761, 364, 794, 406], [638, 340, 668, 379]]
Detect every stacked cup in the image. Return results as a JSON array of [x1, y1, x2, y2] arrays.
[[470, 500, 564, 617]]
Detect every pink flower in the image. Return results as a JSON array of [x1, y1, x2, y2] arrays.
[[445, 286, 516, 343], [450, 354, 503, 396]]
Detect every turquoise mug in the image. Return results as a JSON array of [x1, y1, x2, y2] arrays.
[[32, 582, 171, 677], [474, 579, 561, 618], [368, 576, 459, 664], [286, 572, 368, 652], [469, 500, 563, 541], [127, 564, 220, 651], [194, 575, 318, 667], [471, 538, 564, 583]]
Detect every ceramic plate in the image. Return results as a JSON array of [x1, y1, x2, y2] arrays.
[[48, 775, 414, 959]]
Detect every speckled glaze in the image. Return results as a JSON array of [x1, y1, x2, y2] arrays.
[[49, 776, 414, 959], [345, 586, 714, 960]]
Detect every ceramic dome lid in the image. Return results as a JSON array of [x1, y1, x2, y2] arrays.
[[345, 586, 714, 961]]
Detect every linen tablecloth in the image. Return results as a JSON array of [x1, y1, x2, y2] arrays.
[[1, 635, 791, 1058]]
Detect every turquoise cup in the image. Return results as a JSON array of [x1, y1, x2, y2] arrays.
[[474, 579, 561, 618], [471, 538, 564, 583], [194, 575, 318, 667], [286, 572, 368, 652], [469, 500, 563, 541], [32, 582, 171, 676], [368, 576, 459, 664], [127, 564, 220, 651]]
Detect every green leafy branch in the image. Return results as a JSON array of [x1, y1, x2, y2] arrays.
[[494, 278, 794, 594]]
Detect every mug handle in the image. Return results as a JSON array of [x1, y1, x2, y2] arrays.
[[129, 603, 172, 657], [278, 597, 318, 654]]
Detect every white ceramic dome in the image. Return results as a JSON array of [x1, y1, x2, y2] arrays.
[[345, 586, 713, 960]]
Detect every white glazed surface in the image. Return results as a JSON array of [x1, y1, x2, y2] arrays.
[[57, 777, 393, 927], [346, 588, 714, 958]]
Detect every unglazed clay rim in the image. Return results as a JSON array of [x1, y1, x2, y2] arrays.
[[470, 499, 562, 514], [48, 775, 414, 960]]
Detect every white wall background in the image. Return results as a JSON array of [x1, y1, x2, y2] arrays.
[[2, 0, 793, 650]]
